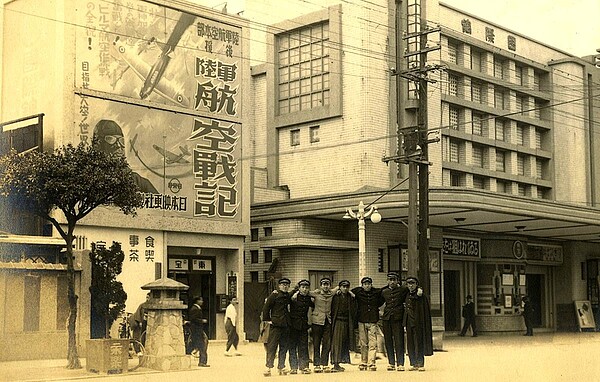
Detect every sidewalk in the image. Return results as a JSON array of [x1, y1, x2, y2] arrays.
[[2, 332, 600, 382]]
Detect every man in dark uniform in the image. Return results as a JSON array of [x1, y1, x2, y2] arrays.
[[330, 280, 357, 372], [380, 272, 409, 371], [404, 276, 433, 371], [522, 296, 534, 336], [288, 279, 314, 375], [460, 295, 477, 337], [262, 277, 292, 376], [351, 276, 384, 371], [188, 296, 209, 367]]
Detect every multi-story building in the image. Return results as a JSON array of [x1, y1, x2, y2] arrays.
[[243, 0, 600, 338], [0, 0, 249, 360]]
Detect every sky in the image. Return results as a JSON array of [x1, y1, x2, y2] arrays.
[[192, 0, 599, 58]]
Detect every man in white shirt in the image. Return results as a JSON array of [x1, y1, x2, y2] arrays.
[[224, 297, 241, 356]]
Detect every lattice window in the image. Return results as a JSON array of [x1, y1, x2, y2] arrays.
[[496, 150, 505, 172], [472, 113, 483, 135]]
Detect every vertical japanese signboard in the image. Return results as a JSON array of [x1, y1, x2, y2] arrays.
[[75, 0, 242, 221]]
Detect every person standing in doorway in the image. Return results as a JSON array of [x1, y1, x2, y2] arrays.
[[380, 272, 408, 371], [404, 276, 433, 371], [522, 296, 534, 336], [188, 296, 209, 367], [288, 279, 314, 375], [351, 276, 384, 371], [459, 295, 477, 337], [262, 277, 292, 376], [224, 297, 241, 356]]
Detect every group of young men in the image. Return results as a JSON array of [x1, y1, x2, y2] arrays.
[[261, 272, 433, 376]]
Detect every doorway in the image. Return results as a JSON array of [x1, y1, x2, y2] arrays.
[[444, 270, 461, 331], [526, 274, 544, 327]]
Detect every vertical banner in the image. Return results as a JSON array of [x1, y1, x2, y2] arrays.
[[75, 1, 243, 221]]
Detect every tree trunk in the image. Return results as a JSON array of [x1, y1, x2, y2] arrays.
[[65, 229, 81, 369]]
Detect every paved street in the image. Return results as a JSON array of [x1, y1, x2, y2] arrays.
[[2, 332, 600, 382]]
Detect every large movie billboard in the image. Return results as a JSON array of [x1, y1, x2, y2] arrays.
[[75, 1, 242, 221]]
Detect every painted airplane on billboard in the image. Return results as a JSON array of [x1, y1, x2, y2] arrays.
[[152, 144, 191, 164], [111, 12, 196, 108]]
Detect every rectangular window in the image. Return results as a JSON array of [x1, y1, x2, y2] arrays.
[[277, 22, 330, 115], [535, 129, 542, 149], [450, 171, 462, 187], [471, 81, 481, 103], [495, 120, 505, 141], [517, 155, 525, 175], [447, 41, 458, 64], [536, 158, 543, 179], [264, 249, 273, 263], [472, 113, 483, 136], [495, 88, 505, 109], [516, 124, 525, 146], [494, 57, 504, 79], [264, 227, 273, 237], [472, 145, 484, 168], [534, 101, 542, 119], [251, 250, 259, 263], [250, 228, 259, 242], [518, 184, 527, 196], [471, 49, 481, 71], [496, 150, 505, 172], [449, 106, 459, 130], [473, 176, 485, 189], [250, 271, 259, 282], [497, 180, 506, 193], [24, 275, 41, 332], [309, 126, 320, 143], [533, 72, 540, 91], [291, 129, 300, 146], [515, 66, 523, 85], [516, 96, 523, 115], [449, 74, 459, 96], [450, 139, 460, 163]]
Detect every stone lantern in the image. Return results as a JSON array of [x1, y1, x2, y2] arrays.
[[141, 277, 192, 371]]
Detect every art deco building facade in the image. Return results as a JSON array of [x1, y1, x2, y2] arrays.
[[243, 0, 600, 338]]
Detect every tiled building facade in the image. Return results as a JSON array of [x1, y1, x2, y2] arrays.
[[243, 0, 600, 336]]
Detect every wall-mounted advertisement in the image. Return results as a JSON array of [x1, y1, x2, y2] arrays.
[[76, 0, 242, 120], [76, 97, 240, 220]]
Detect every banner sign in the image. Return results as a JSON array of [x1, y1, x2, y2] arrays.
[[442, 237, 481, 258]]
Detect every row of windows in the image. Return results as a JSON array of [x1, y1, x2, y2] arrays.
[[445, 73, 545, 119], [448, 171, 548, 198], [290, 126, 320, 146], [448, 105, 544, 149], [248, 249, 273, 264], [250, 226, 273, 241], [447, 39, 543, 90], [446, 138, 546, 179]]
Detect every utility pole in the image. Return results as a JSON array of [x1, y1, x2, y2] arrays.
[[383, 0, 442, 285]]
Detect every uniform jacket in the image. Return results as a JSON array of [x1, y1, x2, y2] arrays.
[[462, 301, 476, 320], [351, 286, 384, 323], [262, 290, 291, 327], [381, 284, 409, 320], [405, 291, 434, 356], [331, 292, 358, 354], [188, 303, 205, 333], [290, 293, 314, 331]]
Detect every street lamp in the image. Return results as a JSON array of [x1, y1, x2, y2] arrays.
[[343, 201, 381, 283]]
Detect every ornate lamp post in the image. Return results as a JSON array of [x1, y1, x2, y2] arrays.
[[344, 201, 381, 283]]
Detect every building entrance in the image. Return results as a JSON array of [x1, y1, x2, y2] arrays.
[[526, 274, 544, 327], [444, 270, 461, 331]]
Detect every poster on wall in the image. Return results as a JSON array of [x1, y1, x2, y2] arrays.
[[76, 0, 242, 120], [76, 98, 241, 220], [574, 300, 596, 330]]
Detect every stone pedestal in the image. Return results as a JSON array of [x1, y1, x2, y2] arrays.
[[142, 277, 193, 371]]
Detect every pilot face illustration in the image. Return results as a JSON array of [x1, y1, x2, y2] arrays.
[[93, 119, 125, 156]]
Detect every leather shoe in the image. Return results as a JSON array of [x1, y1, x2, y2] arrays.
[[199, 363, 210, 367]]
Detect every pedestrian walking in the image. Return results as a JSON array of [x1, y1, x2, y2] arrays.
[[404, 276, 433, 371], [522, 296, 534, 336], [288, 279, 314, 375], [351, 276, 384, 371], [262, 277, 292, 376], [224, 297, 241, 356], [380, 272, 409, 371], [308, 277, 335, 373], [459, 295, 477, 337], [330, 280, 357, 372], [188, 296, 210, 367]]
